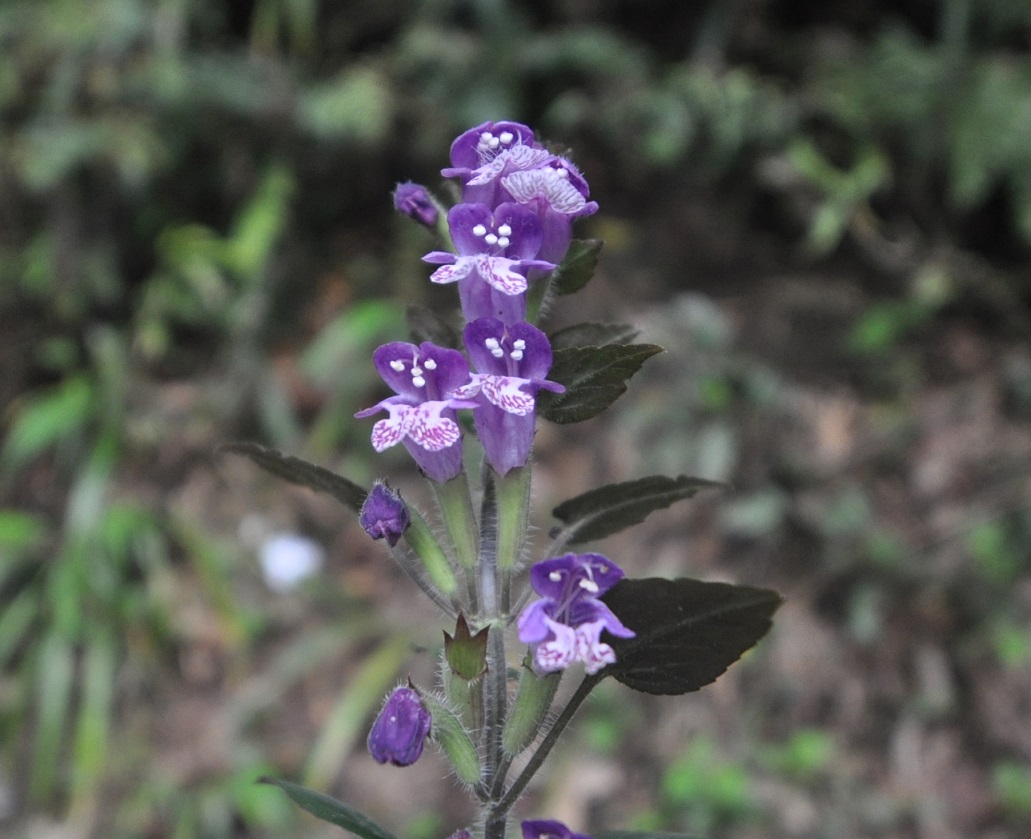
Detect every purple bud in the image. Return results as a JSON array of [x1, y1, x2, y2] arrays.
[[394, 182, 438, 227], [367, 686, 432, 766], [522, 820, 593, 839], [359, 482, 410, 547]]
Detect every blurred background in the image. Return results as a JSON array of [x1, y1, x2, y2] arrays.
[[2, 1, 1031, 837]]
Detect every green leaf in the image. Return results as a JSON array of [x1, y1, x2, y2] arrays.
[[550, 238, 604, 296], [2, 375, 95, 471], [406, 305, 460, 348], [601, 577, 782, 695], [552, 475, 724, 544], [538, 344, 663, 424], [599, 832, 705, 839], [549, 321, 639, 350], [259, 777, 397, 839], [220, 442, 366, 513]]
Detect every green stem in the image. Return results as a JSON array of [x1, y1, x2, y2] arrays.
[[490, 674, 601, 820], [495, 465, 531, 573], [432, 472, 479, 571]]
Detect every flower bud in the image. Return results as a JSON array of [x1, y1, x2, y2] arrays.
[[359, 482, 410, 547], [522, 820, 593, 839], [394, 182, 439, 227], [367, 686, 431, 766]]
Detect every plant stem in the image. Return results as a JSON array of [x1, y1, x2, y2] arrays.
[[490, 674, 601, 821], [477, 478, 506, 790]]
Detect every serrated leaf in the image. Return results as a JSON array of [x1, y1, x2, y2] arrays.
[[601, 577, 782, 695], [538, 344, 663, 424], [405, 305, 460, 348], [550, 238, 603, 295], [220, 442, 366, 513], [599, 832, 705, 839], [549, 321, 639, 350], [552, 475, 724, 544], [260, 777, 397, 839]]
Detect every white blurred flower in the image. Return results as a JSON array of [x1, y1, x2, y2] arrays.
[[258, 533, 324, 593]]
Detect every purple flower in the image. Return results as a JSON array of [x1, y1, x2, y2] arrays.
[[355, 342, 479, 483], [359, 482, 410, 547], [522, 820, 593, 839], [442, 121, 550, 207], [501, 158, 599, 264], [459, 318, 564, 475], [423, 203, 555, 325], [394, 182, 438, 227], [367, 686, 432, 766], [517, 553, 635, 675]]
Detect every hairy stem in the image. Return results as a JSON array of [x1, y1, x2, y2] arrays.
[[490, 674, 601, 821]]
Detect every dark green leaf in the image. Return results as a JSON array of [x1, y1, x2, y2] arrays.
[[599, 832, 705, 839], [549, 321, 639, 350], [405, 305, 460, 348], [538, 344, 663, 424], [550, 238, 604, 296], [260, 777, 397, 839], [552, 475, 725, 544], [219, 442, 366, 513], [602, 577, 782, 695]]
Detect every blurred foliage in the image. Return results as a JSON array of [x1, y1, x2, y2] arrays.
[[2, 0, 1031, 837]]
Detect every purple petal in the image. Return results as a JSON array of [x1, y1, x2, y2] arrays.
[[517, 599, 553, 644]]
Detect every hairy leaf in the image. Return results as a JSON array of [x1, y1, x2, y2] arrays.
[[220, 442, 366, 513], [549, 321, 639, 350], [550, 238, 603, 296], [538, 344, 663, 424], [602, 577, 781, 695], [552, 475, 724, 544], [260, 777, 397, 839]]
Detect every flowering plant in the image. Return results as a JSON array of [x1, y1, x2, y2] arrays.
[[225, 122, 781, 839]]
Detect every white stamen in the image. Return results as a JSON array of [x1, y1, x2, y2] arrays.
[[513, 339, 526, 350], [499, 131, 514, 144], [549, 571, 563, 582], [423, 358, 437, 370], [579, 579, 600, 594], [497, 236, 510, 248], [557, 168, 569, 178], [412, 375, 426, 388], [498, 224, 512, 236], [484, 233, 498, 246], [390, 360, 405, 371], [480, 132, 493, 142], [491, 347, 504, 358], [510, 349, 523, 361], [485, 338, 500, 350], [472, 224, 487, 237]]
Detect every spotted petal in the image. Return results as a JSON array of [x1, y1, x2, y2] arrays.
[[430, 257, 476, 285], [481, 375, 535, 415], [370, 404, 411, 451], [476, 255, 528, 295], [534, 618, 578, 673], [574, 620, 617, 674], [503, 168, 588, 214], [407, 402, 462, 451]]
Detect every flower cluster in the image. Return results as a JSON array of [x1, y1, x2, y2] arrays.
[[356, 120, 599, 478]]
